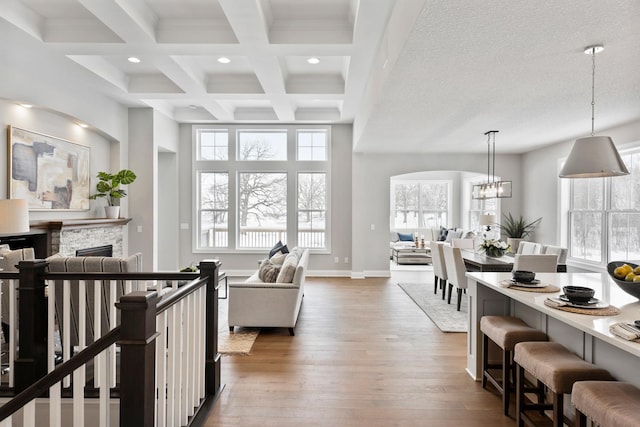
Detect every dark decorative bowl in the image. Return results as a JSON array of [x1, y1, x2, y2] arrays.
[[512, 270, 536, 283], [562, 286, 595, 303], [607, 261, 640, 300]]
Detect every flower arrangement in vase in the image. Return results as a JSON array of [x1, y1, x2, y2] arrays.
[[480, 238, 510, 258]]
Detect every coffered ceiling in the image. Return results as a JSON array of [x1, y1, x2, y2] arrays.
[[2, 0, 639, 154]]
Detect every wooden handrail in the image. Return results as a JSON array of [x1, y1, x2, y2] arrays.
[[0, 327, 121, 421]]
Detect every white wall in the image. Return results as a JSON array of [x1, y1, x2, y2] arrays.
[[352, 152, 522, 277]]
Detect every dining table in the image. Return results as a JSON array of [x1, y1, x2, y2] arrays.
[[460, 249, 567, 272], [465, 271, 640, 389]]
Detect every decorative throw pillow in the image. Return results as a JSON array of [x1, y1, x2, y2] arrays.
[[270, 252, 287, 265], [397, 232, 414, 241], [445, 229, 463, 242], [438, 226, 448, 241], [258, 259, 281, 283], [268, 241, 290, 258], [276, 252, 299, 283]]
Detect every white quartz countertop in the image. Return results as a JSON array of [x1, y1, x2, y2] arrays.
[[466, 272, 640, 357]]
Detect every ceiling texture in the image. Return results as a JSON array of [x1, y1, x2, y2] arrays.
[[1, 0, 639, 154]]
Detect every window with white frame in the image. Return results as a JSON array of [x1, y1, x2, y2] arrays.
[[391, 181, 450, 229], [566, 149, 640, 265], [194, 125, 330, 251]]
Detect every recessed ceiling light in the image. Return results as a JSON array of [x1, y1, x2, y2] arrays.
[[188, 105, 198, 110], [218, 57, 231, 64], [78, 123, 88, 128], [20, 103, 33, 108], [128, 57, 141, 63], [307, 57, 320, 64]]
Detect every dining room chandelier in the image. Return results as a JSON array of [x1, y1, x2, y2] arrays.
[[472, 130, 512, 200], [559, 45, 629, 178]]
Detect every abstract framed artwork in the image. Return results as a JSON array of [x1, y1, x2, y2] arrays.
[[7, 125, 91, 210]]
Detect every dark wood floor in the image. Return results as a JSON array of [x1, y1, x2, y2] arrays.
[[204, 269, 515, 426]]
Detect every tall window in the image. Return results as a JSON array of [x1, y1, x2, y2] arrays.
[[298, 173, 327, 247], [391, 181, 450, 229], [238, 172, 287, 248], [567, 149, 640, 265], [194, 125, 330, 252], [198, 172, 228, 247]]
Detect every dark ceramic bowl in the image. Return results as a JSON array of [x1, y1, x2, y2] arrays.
[[512, 270, 536, 283], [607, 261, 640, 301], [562, 286, 595, 303]]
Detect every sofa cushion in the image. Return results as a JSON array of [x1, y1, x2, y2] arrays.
[[258, 259, 281, 283], [397, 232, 413, 241], [390, 231, 400, 242], [270, 252, 287, 265], [276, 251, 300, 283]]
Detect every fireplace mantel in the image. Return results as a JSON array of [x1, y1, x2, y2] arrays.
[[31, 218, 132, 232], [0, 218, 132, 258]]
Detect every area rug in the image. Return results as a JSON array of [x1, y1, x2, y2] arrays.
[[218, 300, 259, 355], [398, 282, 468, 333]]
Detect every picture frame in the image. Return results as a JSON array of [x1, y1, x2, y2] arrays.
[[7, 125, 91, 211]]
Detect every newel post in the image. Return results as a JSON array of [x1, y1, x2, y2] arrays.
[[15, 259, 49, 393], [198, 259, 222, 397], [116, 291, 160, 427]]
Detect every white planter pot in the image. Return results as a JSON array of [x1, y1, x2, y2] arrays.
[[105, 206, 120, 219], [507, 238, 524, 253]]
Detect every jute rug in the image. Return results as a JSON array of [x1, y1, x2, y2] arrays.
[[398, 282, 467, 333], [218, 299, 259, 355]]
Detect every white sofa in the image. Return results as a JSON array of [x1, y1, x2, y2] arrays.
[[228, 247, 309, 336]]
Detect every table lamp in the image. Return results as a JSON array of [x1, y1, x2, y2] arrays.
[[0, 199, 30, 234]]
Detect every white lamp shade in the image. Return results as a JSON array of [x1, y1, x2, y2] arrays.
[[0, 199, 30, 234], [559, 136, 630, 178], [479, 214, 496, 226]]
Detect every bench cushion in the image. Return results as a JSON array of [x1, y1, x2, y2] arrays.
[[572, 381, 640, 427]]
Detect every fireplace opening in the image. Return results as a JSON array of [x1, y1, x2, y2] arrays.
[[75, 245, 113, 257]]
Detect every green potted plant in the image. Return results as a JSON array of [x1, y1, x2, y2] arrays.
[[90, 169, 137, 218], [496, 213, 542, 253]]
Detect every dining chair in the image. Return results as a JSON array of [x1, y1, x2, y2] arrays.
[[430, 241, 447, 297], [451, 238, 474, 249], [516, 241, 542, 255], [513, 254, 559, 272], [443, 245, 468, 311], [542, 245, 568, 264]]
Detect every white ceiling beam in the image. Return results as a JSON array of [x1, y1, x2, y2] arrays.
[[77, 0, 157, 43], [218, 0, 295, 121], [0, 0, 44, 41]]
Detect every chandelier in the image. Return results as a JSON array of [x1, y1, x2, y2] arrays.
[[472, 130, 512, 200]]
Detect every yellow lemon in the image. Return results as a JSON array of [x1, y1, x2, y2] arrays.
[[634, 275, 640, 283], [634, 266, 640, 275], [625, 272, 636, 282], [615, 266, 630, 278]]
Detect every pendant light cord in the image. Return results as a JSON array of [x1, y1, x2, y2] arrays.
[[591, 46, 596, 136]]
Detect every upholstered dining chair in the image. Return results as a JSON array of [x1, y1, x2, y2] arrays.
[[542, 245, 568, 264], [513, 254, 559, 272], [451, 238, 474, 249], [430, 241, 447, 297], [516, 241, 543, 255], [443, 245, 468, 311]]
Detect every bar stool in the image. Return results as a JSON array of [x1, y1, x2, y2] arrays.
[[513, 342, 613, 427], [572, 381, 640, 427], [480, 316, 547, 415]]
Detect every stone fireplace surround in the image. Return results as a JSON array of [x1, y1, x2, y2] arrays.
[[0, 218, 132, 258]]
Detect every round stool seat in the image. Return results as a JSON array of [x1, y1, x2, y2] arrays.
[[573, 381, 640, 427], [514, 342, 612, 394], [480, 316, 547, 350]]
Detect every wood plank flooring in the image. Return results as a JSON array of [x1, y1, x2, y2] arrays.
[[204, 269, 515, 426]]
